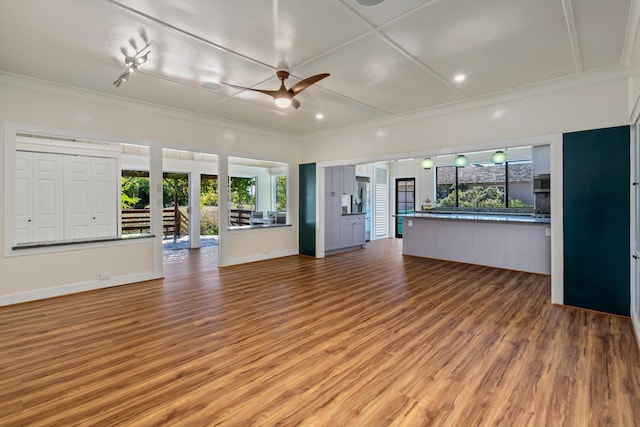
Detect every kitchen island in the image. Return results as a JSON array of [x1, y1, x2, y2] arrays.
[[401, 212, 551, 274]]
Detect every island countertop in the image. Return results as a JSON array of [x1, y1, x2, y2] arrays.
[[399, 212, 551, 224], [401, 211, 551, 274]]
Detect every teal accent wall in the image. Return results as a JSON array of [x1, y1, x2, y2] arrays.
[[563, 125, 630, 316], [299, 163, 316, 256]]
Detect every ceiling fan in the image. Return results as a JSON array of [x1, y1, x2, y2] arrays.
[[223, 70, 329, 109]]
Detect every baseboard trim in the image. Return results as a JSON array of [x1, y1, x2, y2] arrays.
[[633, 309, 640, 353], [220, 249, 298, 267], [0, 271, 162, 306]]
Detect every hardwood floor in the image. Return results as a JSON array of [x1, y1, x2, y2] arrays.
[[1, 239, 639, 426]]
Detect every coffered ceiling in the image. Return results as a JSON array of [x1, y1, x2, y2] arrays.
[[0, 0, 635, 136]]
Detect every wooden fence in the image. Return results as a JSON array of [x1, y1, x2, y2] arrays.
[[121, 207, 189, 240]]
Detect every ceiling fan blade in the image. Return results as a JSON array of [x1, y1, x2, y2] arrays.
[[222, 82, 281, 98], [291, 98, 301, 109], [289, 73, 330, 95]]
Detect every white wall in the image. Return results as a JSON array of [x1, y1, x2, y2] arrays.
[[0, 74, 300, 305]]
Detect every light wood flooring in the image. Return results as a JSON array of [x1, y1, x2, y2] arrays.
[[1, 239, 639, 426]]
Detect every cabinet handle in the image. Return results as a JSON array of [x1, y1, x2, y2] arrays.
[[634, 254, 639, 259], [27, 219, 31, 222]]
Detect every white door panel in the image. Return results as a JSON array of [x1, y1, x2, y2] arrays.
[[32, 153, 63, 242]]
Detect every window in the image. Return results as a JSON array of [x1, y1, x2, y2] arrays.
[[228, 157, 288, 227], [229, 176, 256, 210], [274, 175, 287, 211], [121, 170, 150, 236], [436, 161, 533, 208]]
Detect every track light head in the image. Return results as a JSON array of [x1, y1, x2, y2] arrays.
[[113, 40, 150, 88]]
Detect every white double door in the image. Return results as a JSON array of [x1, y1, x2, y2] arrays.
[[15, 151, 118, 244], [64, 155, 118, 240]]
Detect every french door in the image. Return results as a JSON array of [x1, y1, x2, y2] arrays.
[[395, 178, 415, 238]]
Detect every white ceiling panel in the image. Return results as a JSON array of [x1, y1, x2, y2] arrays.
[[294, 33, 465, 114], [0, 34, 218, 112], [114, 0, 370, 69], [0, 0, 635, 136], [572, 0, 631, 71], [382, 0, 576, 96], [339, 0, 436, 27]]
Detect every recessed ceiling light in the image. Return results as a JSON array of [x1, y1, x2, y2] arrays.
[[200, 81, 221, 91], [316, 113, 324, 120], [356, 0, 385, 6], [454, 74, 466, 82]]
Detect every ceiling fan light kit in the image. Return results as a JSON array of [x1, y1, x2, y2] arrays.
[[113, 42, 151, 88], [223, 69, 329, 110]]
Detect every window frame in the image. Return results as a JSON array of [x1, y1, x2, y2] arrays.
[[435, 160, 533, 209]]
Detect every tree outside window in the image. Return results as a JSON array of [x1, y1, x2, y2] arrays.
[[436, 161, 532, 208], [229, 176, 256, 210], [275, 175, 286, 211]]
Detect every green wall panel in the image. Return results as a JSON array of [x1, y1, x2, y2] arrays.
[[299, 163, 316, 256], [563, 125, 630, 316]]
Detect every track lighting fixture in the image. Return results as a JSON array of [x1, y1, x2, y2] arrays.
[[113, 42, 151, 87]]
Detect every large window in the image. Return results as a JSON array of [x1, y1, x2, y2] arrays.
[[436, 160, 533, 208], [228, 157, 289, 227]]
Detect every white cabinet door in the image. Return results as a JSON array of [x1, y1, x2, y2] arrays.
[[64, 156, 92, 239], [91, 157, 118, 238], [32, 153, 64, 242], [16, 151, 64, 244], [64, 156, 118, 239], [15, 151, 33, 244]]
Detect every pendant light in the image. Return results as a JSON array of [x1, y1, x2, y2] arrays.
[[420, 158, 434, 169], [454, 154, 468, 167], [491, 150, 507, 164]]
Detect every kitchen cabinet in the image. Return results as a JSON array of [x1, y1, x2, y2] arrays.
[[324, 195, 342, 250], [340, 214, 365, 249], [325, 165, 360, 252], [325, 165, 355, 195], [341, 165, 355, 195], [532, 145, 550, 175]]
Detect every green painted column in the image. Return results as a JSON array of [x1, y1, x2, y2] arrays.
[[299, 163, 316, 256], [563, 125, 630, 316]]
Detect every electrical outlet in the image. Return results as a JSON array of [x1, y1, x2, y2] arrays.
[[99, 272, 111, 280], [545, 228, 551, 237]]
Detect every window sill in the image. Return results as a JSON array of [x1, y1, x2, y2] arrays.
[[227, 224, 292, 231], [12, 234, 155, 250]]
